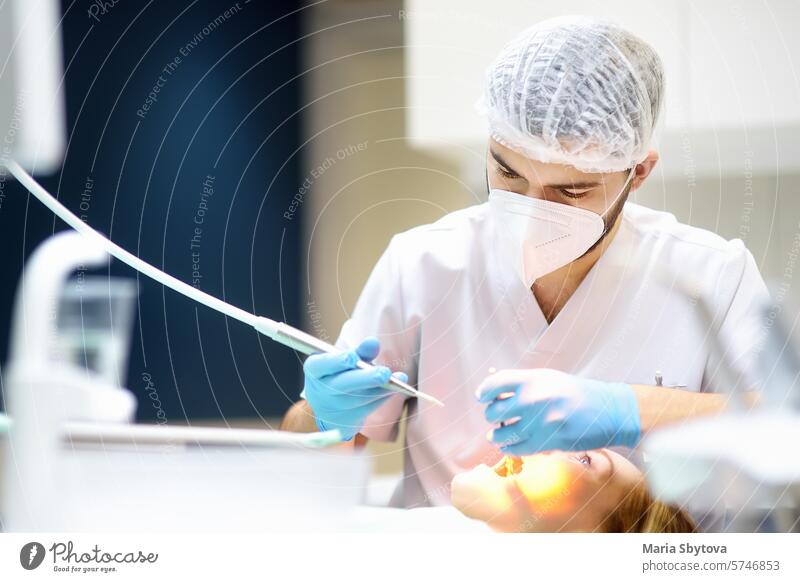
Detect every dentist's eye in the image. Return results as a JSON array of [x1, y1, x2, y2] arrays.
[[496, 166, 521, 179], [559, 187, 592, 199], [579, 454, 591, 466]]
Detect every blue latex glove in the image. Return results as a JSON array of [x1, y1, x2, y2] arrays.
[[303, 337, 408, 441], [476, 369, 640, 455]]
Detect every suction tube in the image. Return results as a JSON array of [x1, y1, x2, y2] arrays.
[[4, 161, 443, 406]]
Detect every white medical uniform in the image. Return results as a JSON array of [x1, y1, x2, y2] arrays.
[[326, 202, 770, 508]]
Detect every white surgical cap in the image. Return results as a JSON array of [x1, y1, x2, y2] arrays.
[[483, 16, 664, 173]]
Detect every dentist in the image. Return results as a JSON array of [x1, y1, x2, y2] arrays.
[[282, 16, 769, 507]]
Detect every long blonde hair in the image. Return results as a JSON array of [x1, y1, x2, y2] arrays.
[[601, 481, 697, 533]]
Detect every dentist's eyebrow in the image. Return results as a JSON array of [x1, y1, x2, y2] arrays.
[[546, 179, 602, 189], [489, 148, 522, 176]]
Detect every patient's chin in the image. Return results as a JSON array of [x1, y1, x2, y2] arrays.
[[450, 466, 517, 525]]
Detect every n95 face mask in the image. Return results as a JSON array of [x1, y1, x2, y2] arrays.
[[489, 168, 635, 287]]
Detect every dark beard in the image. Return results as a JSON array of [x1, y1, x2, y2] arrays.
[[579, 180, 633, 257]]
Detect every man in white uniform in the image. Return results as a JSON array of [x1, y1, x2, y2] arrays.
[[282, 16, 769, 508]]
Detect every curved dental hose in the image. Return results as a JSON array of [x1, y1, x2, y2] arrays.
[[4, 160, 442, 407]]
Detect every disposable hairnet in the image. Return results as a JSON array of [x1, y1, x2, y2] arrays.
[[483, 16, 664, 173]]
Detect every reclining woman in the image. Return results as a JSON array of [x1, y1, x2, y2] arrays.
[[450, 449, 696, 533]]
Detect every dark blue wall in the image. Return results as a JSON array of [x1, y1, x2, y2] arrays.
[[0, 1, 304, 421]]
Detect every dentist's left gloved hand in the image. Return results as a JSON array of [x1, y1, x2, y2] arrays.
[[476, 369, 640, 455]]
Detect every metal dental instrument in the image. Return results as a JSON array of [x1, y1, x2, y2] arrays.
[[5, 160, 443, 407], [264, 322, 443, 406]]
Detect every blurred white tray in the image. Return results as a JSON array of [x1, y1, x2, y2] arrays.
[[64, 421, 342, 449]]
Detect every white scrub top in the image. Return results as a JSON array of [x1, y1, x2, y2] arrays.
[[324, 202, 770, 508]]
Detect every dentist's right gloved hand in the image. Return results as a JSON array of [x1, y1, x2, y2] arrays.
[[303, 336, 407, 441]]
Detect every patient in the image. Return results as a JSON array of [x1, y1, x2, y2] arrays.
[[451, 450, 696, 533]]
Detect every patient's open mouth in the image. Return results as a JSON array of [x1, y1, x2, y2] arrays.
[[493, 455, 524, 477]]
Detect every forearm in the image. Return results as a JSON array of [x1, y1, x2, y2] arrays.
[[280, 400, 318, 433], [631, 384, 749, 434], [279, 400, 366, 448]]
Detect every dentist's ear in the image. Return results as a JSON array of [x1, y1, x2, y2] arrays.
[[630, 150, 659, 192]]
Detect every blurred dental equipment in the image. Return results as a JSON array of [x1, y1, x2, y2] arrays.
[[1, 230, 368, 532], [2, 161, 441, 407], [56, 277, 137, 385], [643, 277, 800, 532], [0, 0, 65, 173], [0, 0, 391, 533]]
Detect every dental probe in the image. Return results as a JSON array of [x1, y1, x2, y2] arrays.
[[5, 160, 443, 407]]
